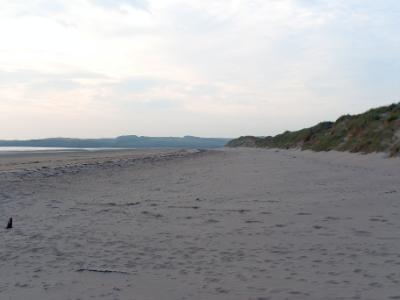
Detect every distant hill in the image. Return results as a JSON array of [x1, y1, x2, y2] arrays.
[[0, 135, 230, 149], [226, 103, 400, 156]]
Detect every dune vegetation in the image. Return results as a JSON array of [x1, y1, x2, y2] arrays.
[[227, 103, 400, 156]]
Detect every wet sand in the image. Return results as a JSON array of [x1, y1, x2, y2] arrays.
[[1, 148, 400, 300]]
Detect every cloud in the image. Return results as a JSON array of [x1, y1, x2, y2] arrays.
[[91, 0, 150, 11], [114, 77, 165, 93], [0, 69, 109, 90], [0, 0, 400, 138]]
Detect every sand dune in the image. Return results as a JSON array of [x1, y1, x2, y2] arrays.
[[1, 148, 400, 300]]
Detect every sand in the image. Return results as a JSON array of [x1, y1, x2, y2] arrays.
[[1, 148, 400, 300]]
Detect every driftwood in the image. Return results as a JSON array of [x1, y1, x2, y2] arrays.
[[6, 218, 12, 229], [76, 268, 130, 275]]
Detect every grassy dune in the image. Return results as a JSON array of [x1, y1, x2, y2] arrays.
[[227, 103, 400, 156]]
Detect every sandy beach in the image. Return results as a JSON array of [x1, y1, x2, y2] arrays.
[[1, 148, 400, 300]]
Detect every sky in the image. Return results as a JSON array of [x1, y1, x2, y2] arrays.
[[0, 0, 399, 139]]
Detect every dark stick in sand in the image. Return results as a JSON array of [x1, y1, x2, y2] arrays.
[[6, 218, 12, 229]]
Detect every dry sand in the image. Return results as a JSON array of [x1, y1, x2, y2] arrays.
[[1, 148, 400, 300]]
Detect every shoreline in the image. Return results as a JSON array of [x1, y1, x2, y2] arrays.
[[0, 148, 211, 181]]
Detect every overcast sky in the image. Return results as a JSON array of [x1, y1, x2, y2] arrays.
[[0, 0, 399, 139]]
